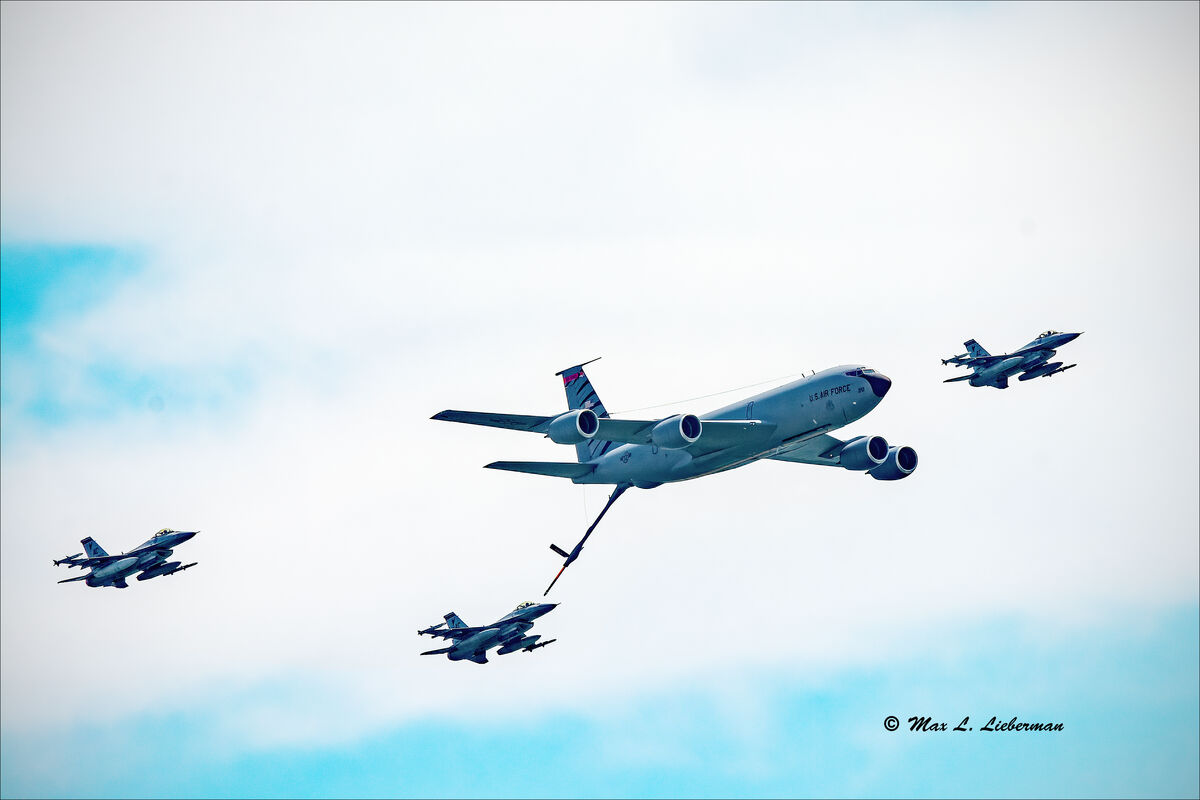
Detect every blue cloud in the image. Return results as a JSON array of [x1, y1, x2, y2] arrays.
[[3, 606, 1196, 799], [0, 244, 142, 345], [0, 243, 257, 437]]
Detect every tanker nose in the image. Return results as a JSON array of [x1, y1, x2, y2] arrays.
[[865, 372, 892, 398]]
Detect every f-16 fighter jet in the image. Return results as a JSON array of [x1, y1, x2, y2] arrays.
[[433, 358, 917, 593], [53, 529, 198, 588], [419, 602, 558, 664], [942, 331, 1081, 389]]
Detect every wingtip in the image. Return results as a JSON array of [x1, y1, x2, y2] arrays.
[[553, 356, 601, 376]]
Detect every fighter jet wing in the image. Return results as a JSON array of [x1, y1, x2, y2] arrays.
[[767, 434, 848, 466], [418, 625, 488, 641], [53, 554, 125, 568], [944, 354, 1011, 368]]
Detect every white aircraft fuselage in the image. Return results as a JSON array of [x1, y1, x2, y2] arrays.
[[587, 365, 891, 488]]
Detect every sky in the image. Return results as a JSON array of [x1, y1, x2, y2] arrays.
[[1, 2, 1197, 798]]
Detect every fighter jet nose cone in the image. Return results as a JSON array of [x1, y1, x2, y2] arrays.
[[865, 372, 892, 398]]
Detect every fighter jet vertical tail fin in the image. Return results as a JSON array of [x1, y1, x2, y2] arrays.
[[555, 358, 609, 463], [444, 613, 469, 630], [81, 537, 108, 558], [963, 339, 991, 358]]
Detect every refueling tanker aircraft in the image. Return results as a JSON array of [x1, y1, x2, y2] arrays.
[[942, 331, 1081, 389], [419, 601, 558, 664], [433, 359, 918, 593], [52, 529, 198, 588]]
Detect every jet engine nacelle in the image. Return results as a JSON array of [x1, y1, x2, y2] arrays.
[[546, 409, 599, 444], [838, 435, 889, 470], [497, 635, 540, 655], [650, 414, 701, 449], [867, 446, 918, 481], [136, 561, 181, 581]]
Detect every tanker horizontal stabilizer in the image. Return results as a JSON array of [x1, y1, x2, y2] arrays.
[[484, 461, 595, 479]]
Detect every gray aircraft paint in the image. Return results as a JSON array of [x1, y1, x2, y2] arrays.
[[435, 363, 915, 490], [418, 602, 558, 665], [942, 331, 1081, 389], [53, 530, 199, 589], [433, 362, 918, 592], [584, 365, 897, 488]]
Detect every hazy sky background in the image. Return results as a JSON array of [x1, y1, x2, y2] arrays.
[[2, 2, 1197, 797]]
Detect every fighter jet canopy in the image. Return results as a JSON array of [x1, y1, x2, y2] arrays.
[[1038, 330, 1062, 338]]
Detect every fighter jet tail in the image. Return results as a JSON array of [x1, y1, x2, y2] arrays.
[[81, 537, 109, 558], [964, 339, 991, 358]]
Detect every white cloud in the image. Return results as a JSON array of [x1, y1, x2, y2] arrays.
[[1, 0, 1196, 749]]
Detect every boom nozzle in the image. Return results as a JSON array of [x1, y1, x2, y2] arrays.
[[544, 564, 568, 596], [543, 483, 631, 596]]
